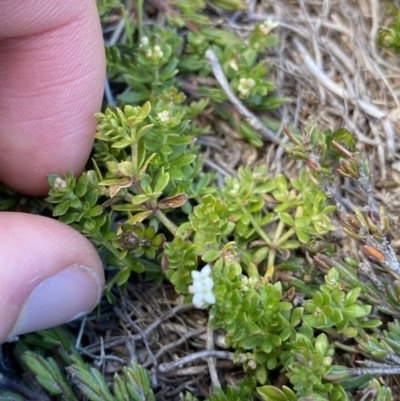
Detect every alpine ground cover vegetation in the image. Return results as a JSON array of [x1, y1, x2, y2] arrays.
[[1, 1, 400, 400]]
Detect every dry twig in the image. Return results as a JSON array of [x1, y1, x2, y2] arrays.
[[205, 49, 282, 145]]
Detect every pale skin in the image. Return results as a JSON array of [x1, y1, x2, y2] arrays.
[[0, 0, 106, 343]]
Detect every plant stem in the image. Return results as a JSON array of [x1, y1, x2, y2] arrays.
[[266, 250, 276, 278], [131, 140, 138, 176], [240, 205, 271, 245], [137, 0, 143, 39], [276, 227, 296, 246], [153, 208, 178, 235], [265, 220, 289, 278], [238, 205, 275, 277], [93, 236, 121, 259]]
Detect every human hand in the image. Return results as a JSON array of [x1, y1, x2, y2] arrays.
[[0, 0, 106, 343]]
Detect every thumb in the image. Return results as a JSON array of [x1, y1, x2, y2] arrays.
[[0, 212, 104, 343]]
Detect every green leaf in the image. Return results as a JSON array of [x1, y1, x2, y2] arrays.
[[119, 362, 156, 401], [360, 318, 382, 328], [119, 90, 150, 104], [139, 101, 151, 119], [66, 361, 114, 401], [323, 205, 336, 214], [255, 181, 277, 193], [88, 205, 103, 217], [278, 212, 294, 226], [127, 210, 154, 223], [75, 174, 88, 198], [160, 144, 173, 155], [343, 304, 371, 318], [131, 194, 153, 204], [169, 153, 196, 167], [256, 364, 267, 384], [118, 161, 135, 177], [53, 200, 71, 216], [295, 228, 310, 243], [86, 189, 99, 207], [139, 153, 156, 175], [124, 71, 153, 84], [259, 212, 274, 226], [313, 191, 327, 214], [99, 178, 133, 186], [154, 172, 170, 194], [167, 134, 195, 145], [136, 124, 154, 141], [112, 139, 133, 149], [116, 267, 131, 285], [59, 211, 81, 224], [113, 204, 145, 212], [344, 287, 361, 306], [314, 333, 329, 356], [0, 391, 26, 401], [23, 352, 77, 400], [252, 247, 269, 265], [279, 240, 300, 249], [257, 385, 289, 401], [341, 327, 358, 338], [242, 336, 260, 349], [202, 250, 220, 263]]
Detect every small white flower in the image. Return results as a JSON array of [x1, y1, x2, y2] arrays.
[[239, 88, 248, 97], [246, 78, 256, 87], [54, 177, 67, 189], [191, 263, 212, 281], [190, 264, 216, 308], [193, 286, 216, 308], [140, 36, 149, 45], [237, 77, 255, 97], [248, 276, 258, 287], [145, 49, 153, 58], [192, 276, 213, 292], [259, 19, 279, 36], [153, 45, 164, 59], [157, 110, 171, 123], [229, 183, 240, 195]]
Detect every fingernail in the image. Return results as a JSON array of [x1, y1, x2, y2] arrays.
[[8, 265, 102, 339]]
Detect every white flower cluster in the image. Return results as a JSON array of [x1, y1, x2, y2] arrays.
[[259, 19, 279, 36], [145, 45, 164, 60], [54, 177, 67, 189], [189, 264, 216, 308], [157, 110, 171, 123], [140, 36, 149, 46], [229, 182, 240, 195], [237, 77, 256, 97]]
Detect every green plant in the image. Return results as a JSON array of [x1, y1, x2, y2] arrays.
[[3, 1, 400, 401], [378, 3, 400, 52]]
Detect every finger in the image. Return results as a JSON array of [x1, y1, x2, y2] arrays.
[[0, 0, 105, 196], [0, 212, 104, 343]]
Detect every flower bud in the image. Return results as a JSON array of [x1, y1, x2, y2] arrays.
[[248, 359, 257, 369]]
